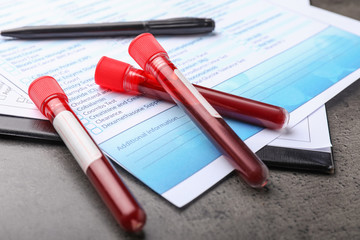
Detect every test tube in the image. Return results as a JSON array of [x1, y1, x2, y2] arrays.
[[28, 76, 146, 232], [94, 56, 289, 129], [128, 33, 269, 188]]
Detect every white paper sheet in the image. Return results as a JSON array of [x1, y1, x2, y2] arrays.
[[270, 105, 332, 150]]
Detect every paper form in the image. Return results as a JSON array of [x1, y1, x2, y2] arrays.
[[0, 77, 331, 150], [1, 0, 360, 207], [0, 78, 332, 150]]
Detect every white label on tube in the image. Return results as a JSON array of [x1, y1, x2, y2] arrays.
[[174, 69, 221, 118], [53, 111, 102, 172]]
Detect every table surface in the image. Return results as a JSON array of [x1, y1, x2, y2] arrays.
[[1, 1, 360, 239]]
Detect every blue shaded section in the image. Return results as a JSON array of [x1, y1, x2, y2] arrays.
[[215, 27, 360, 112], [100, 26, 360, 194], [100, 107, 221, 193]]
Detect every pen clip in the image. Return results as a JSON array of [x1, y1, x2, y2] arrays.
[[146, 17, 215, 35]]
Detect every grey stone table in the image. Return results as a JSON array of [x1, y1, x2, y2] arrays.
[[0, 1, 359, 239]]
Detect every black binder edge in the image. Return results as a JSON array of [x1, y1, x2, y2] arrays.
[[0, 114, 334, 173]]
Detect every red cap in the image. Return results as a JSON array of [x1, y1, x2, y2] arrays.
[[95, 56, 130, 92], [128, 33, 167, 69], [28, 76, 67, 113]]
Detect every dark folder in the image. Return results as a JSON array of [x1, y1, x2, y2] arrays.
[[0, 114, 59, 141], [257, 145, 334, 174], [0, 114, 334, 173]]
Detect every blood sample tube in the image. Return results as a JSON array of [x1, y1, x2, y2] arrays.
[[128, 33, 269, 188], [94, 56, 289, 129], [28, 76, 146, 232]]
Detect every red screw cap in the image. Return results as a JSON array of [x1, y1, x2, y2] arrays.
[[128, 33, 167, 69], [28, 76, 67, 114], [95, 56, 130, 92]]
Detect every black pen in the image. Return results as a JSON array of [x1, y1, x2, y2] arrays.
[[1, 17, 215, 39]]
